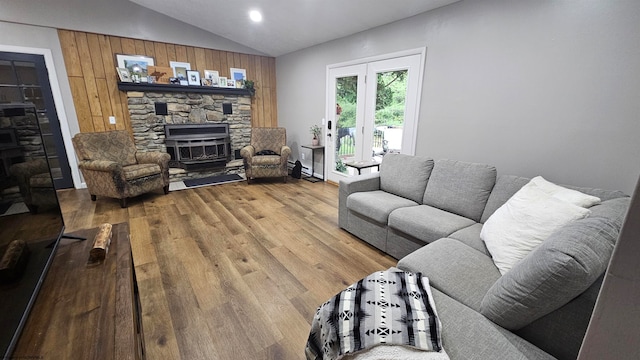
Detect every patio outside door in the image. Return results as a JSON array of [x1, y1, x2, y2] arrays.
[[326, 51, 424, 184]]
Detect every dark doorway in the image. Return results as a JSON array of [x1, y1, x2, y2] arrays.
[[0, 52, 73, 189]]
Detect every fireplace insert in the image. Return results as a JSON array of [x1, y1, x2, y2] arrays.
[[164, 123, 231, 170]]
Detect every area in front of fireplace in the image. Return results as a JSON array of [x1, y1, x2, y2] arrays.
[[126, 90, 251, 182]]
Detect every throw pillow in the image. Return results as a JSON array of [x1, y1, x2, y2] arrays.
[[530, 176, 601, 207], [481, 182, 590, 275]]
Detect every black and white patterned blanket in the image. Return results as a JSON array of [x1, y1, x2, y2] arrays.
[[305, 270, 445, 360]]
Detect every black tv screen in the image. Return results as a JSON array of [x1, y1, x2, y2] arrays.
[[0, 103, 65, 358]]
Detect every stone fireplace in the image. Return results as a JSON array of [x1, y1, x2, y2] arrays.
[[124, 89, 251, 181]]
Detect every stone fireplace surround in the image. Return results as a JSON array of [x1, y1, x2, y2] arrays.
[[125, 89, 252, 182]]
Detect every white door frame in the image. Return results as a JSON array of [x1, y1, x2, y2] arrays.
[[325, 47, 426, 182], [0, 44, 82, 188]]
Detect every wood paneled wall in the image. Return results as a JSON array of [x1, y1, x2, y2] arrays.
[[57, 29, 277, 133]]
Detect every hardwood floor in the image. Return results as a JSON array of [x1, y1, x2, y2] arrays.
[[57, 177, 397, 360]]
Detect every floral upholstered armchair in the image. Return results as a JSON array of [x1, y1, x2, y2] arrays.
[[240, 127, 291, 184], [72, 130, 171, 208]]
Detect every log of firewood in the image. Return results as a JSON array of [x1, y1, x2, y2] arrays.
[[87, 223, 112, 265], [0, 239, 30, 283]]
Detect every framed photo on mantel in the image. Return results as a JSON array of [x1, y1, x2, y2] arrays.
[[116, 54, 154, 82], [186, 70, 200, 86]]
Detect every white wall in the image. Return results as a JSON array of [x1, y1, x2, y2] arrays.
[[277, 0, 640, 194], [0, 0, 265, 56]]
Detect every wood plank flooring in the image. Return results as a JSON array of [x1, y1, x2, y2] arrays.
[[57, 178, 396, 360]]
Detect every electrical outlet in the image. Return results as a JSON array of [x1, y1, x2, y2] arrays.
[[301, 153, 305, 160], [109, 116, 116, 124]]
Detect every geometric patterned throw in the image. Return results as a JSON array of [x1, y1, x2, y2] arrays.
[[305, 270, 445, 360]]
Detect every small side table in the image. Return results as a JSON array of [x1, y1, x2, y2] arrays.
[[300, 145, 324, 182], [345, 160, 380, 175]]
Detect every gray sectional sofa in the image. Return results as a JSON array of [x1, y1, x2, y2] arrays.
[[338, 154, 630, 360]]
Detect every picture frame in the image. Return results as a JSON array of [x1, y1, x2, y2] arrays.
[[201, 78, 213, 86], [230, 68, 247, 82], [116, 67, 132, 82], [226, 78, 236, 88], [219, 76, 227, 88], [203, 70, 219, 87], [174, 67, 188, 81], [116, 54, 155, 82], [170, 61, 191, 78], [187, 70, 201, 86]]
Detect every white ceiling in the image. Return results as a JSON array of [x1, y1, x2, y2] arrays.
[[128, 0, 459, 57]]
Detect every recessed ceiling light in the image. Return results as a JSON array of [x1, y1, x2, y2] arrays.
[[249, 10, 262, 23]]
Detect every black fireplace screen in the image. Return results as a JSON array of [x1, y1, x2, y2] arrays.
[[165, 124, 231, 169]]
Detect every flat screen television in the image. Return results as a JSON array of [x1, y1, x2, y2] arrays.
[[0, 103, 65, 358]]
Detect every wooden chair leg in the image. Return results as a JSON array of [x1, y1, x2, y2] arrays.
[[120, 198, 128, 208], [164, 185, 169, 194], [284, 176, 287, 183]]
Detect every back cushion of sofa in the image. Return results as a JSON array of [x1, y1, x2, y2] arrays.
[[422, 159, 497, 222], [380, 154, 434, 203], [480, 175, 530, 223], [480, 216, 619, 330]]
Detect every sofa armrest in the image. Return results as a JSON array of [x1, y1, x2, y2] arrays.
[[280, 145, 291, 161], [78, 160, 121, 172], [339, 173, 381, 196], [338, 173, 381, 230], [240, 145, 256, 160], [136, 151, 170, 167]]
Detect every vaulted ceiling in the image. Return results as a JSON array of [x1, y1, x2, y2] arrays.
[[128, 0, 460, 57]]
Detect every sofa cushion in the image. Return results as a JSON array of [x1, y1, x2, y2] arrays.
[[481, 183, 591, 274], [480, 175, 530, 223], [379, 153, 434, 203], [480, 216, 618, 330], [347, 190, 418, 224], [448, 223, 490, 256], [429, 288, 555, 360], [397, 238, 501, 311], [422, 159, 496, 222], [388, 205, 475, 244]]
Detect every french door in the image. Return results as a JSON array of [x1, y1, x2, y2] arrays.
[[326, 51, 424, 183], [0, 52, 73, 188]]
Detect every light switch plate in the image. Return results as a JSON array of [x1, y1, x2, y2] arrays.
[[109, 116, 116, 124]]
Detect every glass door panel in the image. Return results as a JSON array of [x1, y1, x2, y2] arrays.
[[326, 64, 366, 183], [370, 70, 408, 162], [0, 52, 73, 188]]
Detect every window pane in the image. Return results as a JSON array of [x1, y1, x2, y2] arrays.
[[0, 86, 22, 103], [15, 61, 38, 85], [0, 61, 16, 85], [335, 75, 358, 172], [371, 70, 407, 160]]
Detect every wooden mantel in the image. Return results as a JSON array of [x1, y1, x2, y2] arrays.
[[117, 82, 252, 96]]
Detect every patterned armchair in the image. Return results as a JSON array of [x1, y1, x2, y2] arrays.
[[240, 127, 291, 184], [72, 130, 171, 208], [10, 158, 58, 214]]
